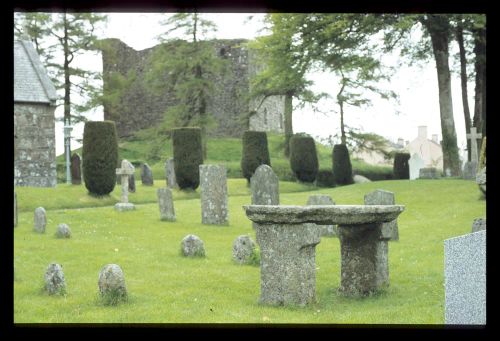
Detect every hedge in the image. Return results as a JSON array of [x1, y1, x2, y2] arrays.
[[172, 127, 203, 190]]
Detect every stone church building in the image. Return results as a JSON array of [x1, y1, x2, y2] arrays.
[[100, 38, 285, 138], [14, 40, 58, 187]]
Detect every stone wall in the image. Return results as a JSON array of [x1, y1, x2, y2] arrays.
[[100, 38, 284, 138], [14, 103, 57, 187]]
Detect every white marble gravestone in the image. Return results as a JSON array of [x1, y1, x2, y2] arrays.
[[408, 153, 425, 180]]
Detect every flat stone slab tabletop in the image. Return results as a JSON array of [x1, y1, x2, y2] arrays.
[[243, 205, 405, 225], [243, 204, 405, 304]]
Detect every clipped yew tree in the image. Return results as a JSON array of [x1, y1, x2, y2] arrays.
[[393, 152, 410, 179], [289, 135, 319, 183], [82, 121, 119, 196], [241, 131, 271, 182], [172, 127, 203, 190], [332, 144, 354, 185]]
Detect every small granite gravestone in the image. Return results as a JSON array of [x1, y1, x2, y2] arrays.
[[141, 163, 154, 186], [115, 160, 135, 211], [200, 165, 228, 225], [306, 194, 337, 237], [462, 161, 478, 180], [471, 218, 486, 233], [70, 153, 82, 185], [408, 153, 425, 180], [444, 230, 486, 325], [181, 234, 206, 257], [250, 165, 279, 229], [34, 207, 46, 233], [14, 191, 18, 227], [419, 167, 439, 179], [157, 188, 176, 221], [232, 235, 257, 265], [55, 223, 71, 238], [44, 263, 66, 295], [98, 264, 127, 304], [165, 158, 178, 189]]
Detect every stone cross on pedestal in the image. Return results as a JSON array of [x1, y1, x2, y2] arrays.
[[115, 160, 135, 211], [466, 127, 483, 163]]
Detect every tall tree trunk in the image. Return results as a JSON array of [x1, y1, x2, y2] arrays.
[[472, 25, 486, 155], [456, 20, 472, 162], [283, 92, 293, 158], [423, 15, 461, 176], [340, 100, 346, 145]]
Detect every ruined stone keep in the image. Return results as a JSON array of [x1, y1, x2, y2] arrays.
[[100, 38, 285, 138], [14, 40, 58, 187]]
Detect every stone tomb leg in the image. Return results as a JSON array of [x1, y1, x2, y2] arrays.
[[255, 222, 321, 306]]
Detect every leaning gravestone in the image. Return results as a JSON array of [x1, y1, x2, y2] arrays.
[[181, 234, 206, 257], [141, 163, 154, 186], [306, 194, 337, 237], [232, 235, 258, 265], [34, 207, 46, 233], [115, 160, 135, 211], [55, 223, 71, 238], [157, 188, 176, 221], [165, 158, 178, 189], [14, 191, 17, 227], [70, 153, 82, 185], [44, 263, 66, 295], [98, 264, 127, 304], [419, 167, 439, 179], [444, 230, 486, 325], [200, 165, 228, 225], [408, 153, 425, 180], [471, 218, 486, 233]]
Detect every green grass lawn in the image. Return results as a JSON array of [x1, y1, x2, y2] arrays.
[[14, 179, 485, 324]]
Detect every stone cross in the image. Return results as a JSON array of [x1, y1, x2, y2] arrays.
[[466, 127, 482, 163], [115, 160, 135, 211]]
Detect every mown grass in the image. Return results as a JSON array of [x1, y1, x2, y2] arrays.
[[14, 179, 485, 324]]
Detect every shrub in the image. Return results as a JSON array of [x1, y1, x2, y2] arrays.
[[240, 131, 271, 182], [82, 121, 119, 196], [316, 169, 336, 188], [172, 127, 203, 190], [332, 144, 354, 185], [289, 135, 319, 183], [393, 152, 410, 179], [478, 136, 486, 170]]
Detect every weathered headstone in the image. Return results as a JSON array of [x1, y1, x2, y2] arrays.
[[444, 230, 486, 325], [408, 153, 425, 180], [462, 161, 478, 180], [14, 191, 18, 227], [200, 164, 228, 225], [471, 218, 486, 233], [419, 167, 439, 179], [232, 235, 258, 265], [115, 159, 135, 211], [165, 158, 178, 189], [70, 153, 82, 185], [306, 194, 337, 237], [180, 234, 206, 257], [34, 207, 46, 233], [364, 189, 399, 289], [55, 223, 71, 238], [141, 163, 154, 186], [44, 263, 66, 295], [353, 174, 371, 183], [157, 188, 176, 221], [98, 264, 128, 304], [250, 165, 279, 206]]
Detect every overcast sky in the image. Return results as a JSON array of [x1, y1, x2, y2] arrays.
[[52, 13, 472, 161]]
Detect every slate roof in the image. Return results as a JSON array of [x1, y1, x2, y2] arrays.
[[14, 40, 57, 105]]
